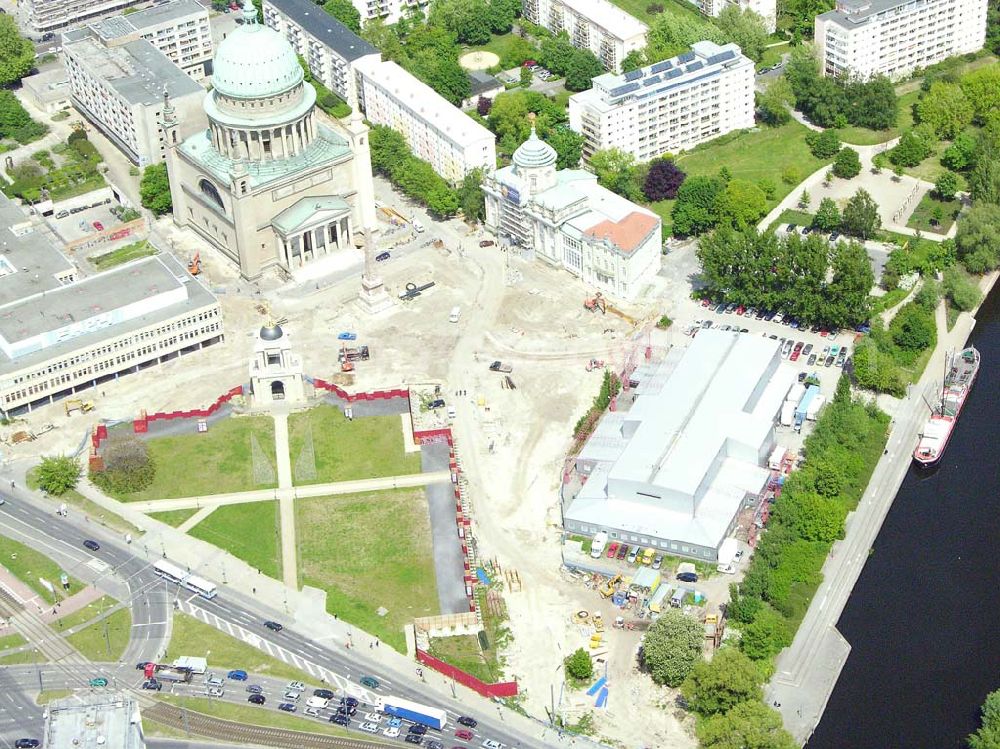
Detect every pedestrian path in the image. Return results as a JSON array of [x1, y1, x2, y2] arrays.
[[176, 505, 218, 534]]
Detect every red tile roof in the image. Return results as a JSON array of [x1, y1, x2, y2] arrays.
[[584, 211, 658, 254]]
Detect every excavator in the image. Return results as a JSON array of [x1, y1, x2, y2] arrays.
[[599, 574, 622, 598], [584, 292, 607, 314], [187, 252, 201, 275], [64, 399, 94, 417]]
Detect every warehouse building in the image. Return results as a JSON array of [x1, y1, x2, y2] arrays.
[[0, 194, 223, 418], [562, 330, 796, 561]]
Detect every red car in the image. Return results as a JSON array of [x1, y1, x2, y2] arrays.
[[616, 543, 629, 560], [479, 240, 495, 247], [790, 342, 804, 361], [92, 221, 104, 231], [455, 728, 475, 740], [606, 542, 619, 558], [735, 305, 745, 315], [701, 298, 711, 307]]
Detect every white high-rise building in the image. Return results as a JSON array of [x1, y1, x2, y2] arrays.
[[17, 0, 142, 38], [816, 0, 987, 80], [264, 0, 381, 103], [568, 41, 755, 163], [354, 59, 497, 183], [689, 0, 777, 34], [351, 0, 428, 25], [521, 0, 647, 73]]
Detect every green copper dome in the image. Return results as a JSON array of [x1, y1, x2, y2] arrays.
[[212, 0, 303, 99]]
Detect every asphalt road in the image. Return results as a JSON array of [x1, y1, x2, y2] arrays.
[[0, 488, 546, 749]]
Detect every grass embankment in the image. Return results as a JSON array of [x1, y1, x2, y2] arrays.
[[287, 404, 421, 485], [148, 508, 200, 528], [906, 192, 961, 235], [26, 467, 143, 536], [90, 240, 157, 270], [164, 613, 315, 684], [0, 536, 82, 603], [106, 416, 277, 501], [429, 585, 511, 684], [188, 502, 281, 581], [154, 695, 363, 739], [66, 607, 131, 661], [296, 489, 439, 653]]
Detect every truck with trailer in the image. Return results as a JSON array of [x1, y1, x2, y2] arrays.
[[153, 665, 193, 683], [379, 696, 447, 730], [172, 656, 207, 674], [794, 385, 820, 432]]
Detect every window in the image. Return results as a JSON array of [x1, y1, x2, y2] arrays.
[[198, 178, 225, 212]]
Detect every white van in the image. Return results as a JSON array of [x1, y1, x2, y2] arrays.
[[412, 219, 425, 233], [590, 531, 609, 559], [449, 306, 461, 323]]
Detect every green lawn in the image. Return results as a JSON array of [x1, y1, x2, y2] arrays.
[[287, 404, 421, 485], [649, 121, 828, 231], [759, 43, 789, 70], [26, 467, 143, 536], [90, 240, 157, 271], [37, 690, 73, 705], [188, 501, 281, 580], [608, 0, 705, 23], [837, 90, 919, 146], [164, 613, 315, 684], [0, 649, 46, 665], [904, 140, 970, 189], [906, 192, 961, 234], [105, 416, 277, 501], [0, 632, 27, 651], [429, 635, 497, 683], [54, 595, 117, 632], [154, 696, 366, 740], [0, 536, 82, 604], [296, 489, 439, 653], [148, 508, 200, 528], [769, 209, 816, 232], [66, 606, 131, 661], [468, 32, 537, 70]]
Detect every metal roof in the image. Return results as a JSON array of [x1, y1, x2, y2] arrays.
[[265, 0, 377, 61]]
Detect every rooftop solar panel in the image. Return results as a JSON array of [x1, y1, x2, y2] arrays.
[[623, 69, 643, 81], [677, 51, 696, 63], [650, 60, 672, 73]]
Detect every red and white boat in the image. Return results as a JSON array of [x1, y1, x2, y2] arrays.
[[913, 346, 980, 467]]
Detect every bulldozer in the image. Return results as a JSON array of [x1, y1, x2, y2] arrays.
[[64, 399, 94, 417], [599, 574, 621, 598], [187, 251, 201, 275], [584, 292, 607, 314]]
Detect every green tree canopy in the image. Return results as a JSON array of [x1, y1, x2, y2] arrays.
[[139, 163, 172, 216], [564, 647, 594, 680], [641, 609, 704, 687], [832, 147, 861, 179], [430, 0, 491, 45], [807, 129, 841, 159], [589, 148, 642, 202], [672, 175, 724, 236], [738, 605, 792, 661], [715, 179, 768, 230], [956, 203, 1000, 272], [716, 6, 769, 62], [916, 82, 974, 139], [681, 647, 762, 716], [564, 49, 603, 92], [697, 700, 798, 749], [771, 490, 845, 542], [826, 239, 875, 326], [969, 688, 1000, 749], [539, 33, 576, 75], [960, 65, 1000, 124], [813, 197, 841, 231], [0, 15, 35, 86], [36, 456, 82, 496], [889, 127, 934, 167], [757, 77, 794, 126], [322, 0, 361, 33], [545, 125, 583, 169], [841, 188, 881, 240], [643, 15, 726, 64], [935, 171, 959, 200]]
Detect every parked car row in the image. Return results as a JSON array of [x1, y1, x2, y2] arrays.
[[605, 541, 665, 570], [522, 61, 554, 80], [698, 297, 860, 338]]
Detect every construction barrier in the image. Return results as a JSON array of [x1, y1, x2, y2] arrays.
[[416, 649, 518, 698], [136, 386, 244, 430], [312, 379, 409, 403]]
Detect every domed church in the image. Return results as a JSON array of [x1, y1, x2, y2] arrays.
[[162, 0, 376, 280]]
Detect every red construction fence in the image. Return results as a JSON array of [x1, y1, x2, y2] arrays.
[[134, 385, 245, 431], [416, 649, 518, 698], [312, 379, 409, 403]]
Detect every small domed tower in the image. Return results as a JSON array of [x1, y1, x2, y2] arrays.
[[248, 321, 305, 406]]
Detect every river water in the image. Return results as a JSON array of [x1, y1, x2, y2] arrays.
[[808, 286, 1000, 749]]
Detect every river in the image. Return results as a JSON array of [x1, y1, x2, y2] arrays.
[[808, 286, 1000, 749]]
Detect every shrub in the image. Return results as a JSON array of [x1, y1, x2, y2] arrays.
[[36, 456, 81, 496], [565, 648, 593, 681], [91, 436, 156, 495], [832, 147, 861, 179]]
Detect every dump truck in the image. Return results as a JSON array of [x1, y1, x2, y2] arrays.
[[154, 665, 193, 683]]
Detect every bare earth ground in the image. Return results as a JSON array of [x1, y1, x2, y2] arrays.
[[3, 187, 702, 747]]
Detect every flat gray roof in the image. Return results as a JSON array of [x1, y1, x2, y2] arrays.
[[65, 33, 203, 106], [0, 252, 219, 373], [819, 0, 917, 25], [265, 0, 377, 61], [0, 193, 74, 299], [44, 693, 146, 749], [93, 0, 206, 38]]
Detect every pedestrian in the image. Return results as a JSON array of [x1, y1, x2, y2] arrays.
[[252, 587, 256, 595], [376, 640, 379, 648]]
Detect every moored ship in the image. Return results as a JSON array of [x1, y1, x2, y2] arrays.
[[913, 346, 980, 467]]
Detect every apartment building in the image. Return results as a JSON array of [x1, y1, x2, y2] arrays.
[[816, 0, 987, 80], [263, 0, 380, 103], [688, 0, 777, 33], [354, 59, 497, 183], [521, 0, 647, 73], [63, 27, 206, 165], [350, 0, 428, 25], [0, 194, 222, 418], [568, 41, 755, 163], [16, 0, 141, 39], [87, 0, 214, 79]]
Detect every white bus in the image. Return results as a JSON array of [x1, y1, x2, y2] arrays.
[[152, 559, 218, 600]]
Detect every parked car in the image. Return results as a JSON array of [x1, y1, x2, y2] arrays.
[[803, 344, 813, 355], [652, 554, 664, 570], [735, 305, 745, 315], [207, 687, 224, 697], [364, 711, 382, 722], [304, 706, 321, 717], [283, 690, 301, 701], [837, 349, 848, 367], [786, 224, 798, 233], [409, 724, 428, 735], [405, 736, 423, 746], [332, 714, 350, 726], [83, 539, 100, 551], [606, 542, 619, 558], [825, 355, 835, 367], [360, 722, 380, 733], [206, 674, 225, 686], [456, 728, 476, 740], [701, 319, 712, 329], [616, 544, 629, 560], [263, 620, 283, 631], [314, 688, 335, 699], [360, 675, 380, 689], [88, 677, 108, 687], [457, 716, 479, 728], [227, 670, 247, 681], [14, 741, 40, 748], [142, 679, 161, 690], [626, 547, 640, 564], [306, 696, 329, 709], [428, 398, 446, 409], [677, 571, 698, 583], [797, 372, 807, 383], [807, 353, 817, 366], [278, 702, 297, 713], [337, 331, 357, 340], [248, 694, 265, 705], [388, 718, 403, 728], [383, 725, 400, 737], [136, 661, 152, 670], [482, 740, 505, 749], [724, 302, 736, 314], [478, 240, 495, 248], [247, 684, 263, 694], [92, 221, 104, 231], [340, 696, 359, 708], [376, 251, 391, 262]]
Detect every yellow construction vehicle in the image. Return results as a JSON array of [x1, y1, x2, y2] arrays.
[[64, 399, 94, 417], [599, 574, 622, 598], [593, 613, 605, 633]]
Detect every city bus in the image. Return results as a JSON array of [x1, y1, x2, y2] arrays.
[[152, 559, 218, 600]]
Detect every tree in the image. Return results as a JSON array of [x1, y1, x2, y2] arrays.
[[739, 606, 792, 661], [813, 197, 841, 231], [0, 15, 34, 86], [564, 647, 594, 680], [935, 171, 959, 200], [889, 128, 934, 167], [458, 168, 486, 223], [956, 203, 1000, 273], [519, 64, 532, 87], [715, 179, 767, 230], [564, 49, 603, 92], [643, 158, 686, 201], [806, 129, 841, 159], [477, 96, 493, 117], [545, 126, 584, 169], [772, 490, 844, 541], [140, 163, 172, 216], [589, 148, 641, 201], [844, 75, 897, 131], [36, 456, 81, 496], [716, 5, 769, 62], [485, 0, 520, 34], [757, 77, 793, 126], [916, 82, 974, 139], [0, 90, 47, 144], [798, 189, 811, 210], [826, 239, 875, 326], [841, 188, 881, 240], [852, 335, 905, 395], [640, 609, 704, 687], [643, 14, 726, 64], [890, 302, 936, 352], [968, 688, 1000, 749], [322, 0, 361, 33], [539, 34, 576, 75], [681, 647, 762, 716], [697, 701, 798, 749], [969, 157, 1000, 205], [672, 175, 724, 236], [430, 0, 491, 45], [832, 147, 861, 179], [960, 65, 1000, 123], [942, 131, 979, 171], [92, 436, 156, 495], [942, 266, 981, 311]]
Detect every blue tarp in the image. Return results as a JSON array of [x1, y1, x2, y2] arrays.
[[596, 686, 609, 708], [586, 676, 607, 696], [475, 568, 490, 585]]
